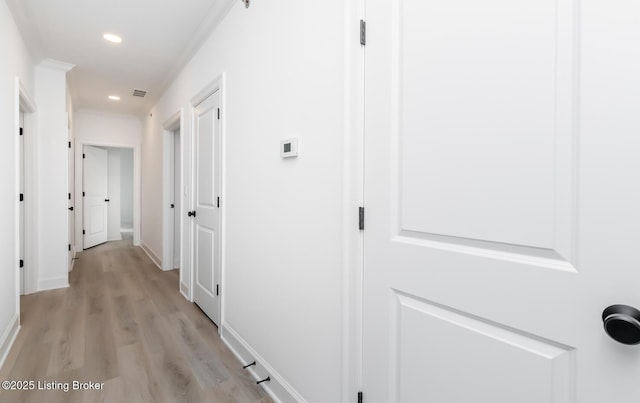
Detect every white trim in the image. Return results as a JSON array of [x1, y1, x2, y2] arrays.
[[189, 74, 226, 320], [342, 0, 366, 401], [221, 324, 305, 403], [38, 277, 70, 292], [162, 109, 184, 272], [75, 140, 141, 251], [15, 78, 38, 298], [140, 242, 162, 270], [0, 314, 20, 371], [180, 282, 189, 300], [39, 58, 75, 72]]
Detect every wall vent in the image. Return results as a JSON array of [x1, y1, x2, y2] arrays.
[[132, 89, 147, 98]]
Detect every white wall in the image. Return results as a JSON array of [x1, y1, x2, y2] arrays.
[[74, 109, 142, 250], [0, 0, 35, 368], [107, 148, 122, 241], [142, 1, 348, 401], [120, 148, 134, 230]]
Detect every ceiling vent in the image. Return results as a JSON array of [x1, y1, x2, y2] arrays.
[[132, 89, 147, 98]]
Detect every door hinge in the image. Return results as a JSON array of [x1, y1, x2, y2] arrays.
[[83, 191, 85, 197], [217, 108, 220, 120], [68, 141, 71, 149], [358, 391, 363, 403], [83, 229, 85, 235], [359, 207, 365, 230], [217, 197, 220, 208], [19, 193, 24, 202], [19, 259, 24, 268], [216, 284, 219, 296], [68, 244, 71, 251], [68, 193, 71, 200], [360, 20, 366, 46], [19, 127, 23, 136], [83, 153, 85, 159]]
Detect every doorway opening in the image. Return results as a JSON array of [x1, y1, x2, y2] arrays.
[[76, 141, 141, 251], [162, 111, 185, 294], [82, 146, 134, 248]]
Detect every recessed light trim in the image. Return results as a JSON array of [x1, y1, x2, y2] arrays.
[[103, 33, 122, 43], [108, 95, 121, 101]]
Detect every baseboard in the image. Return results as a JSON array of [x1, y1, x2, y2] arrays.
[[180, 282, 190, 301], [140, 242, 162, 270], [221, 324, 305, 403], [0, 314, 20, 371], [38, 277, 70, 292]]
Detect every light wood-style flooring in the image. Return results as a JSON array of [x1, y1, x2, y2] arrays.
[[0, 238, 272, 403]]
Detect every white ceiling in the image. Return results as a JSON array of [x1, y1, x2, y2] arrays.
[[6, 0, 234, 116]]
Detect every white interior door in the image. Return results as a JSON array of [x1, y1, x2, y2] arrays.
[[192, 91, 221, 325], [363, 1, 640, 402], [83, 145, 108, 249]]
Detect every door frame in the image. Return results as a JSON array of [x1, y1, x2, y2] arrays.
[[75, 140, 141, 250], [189, 74, 225, 327], [15, 78, 37, 297], [162, 110, 185, 279]]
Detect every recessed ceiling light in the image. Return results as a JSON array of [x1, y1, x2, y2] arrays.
[[108, 95, 120, 101], [103, 33, 122, 43]]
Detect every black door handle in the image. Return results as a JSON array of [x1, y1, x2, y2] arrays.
[[105, 199, 110, 202], [603, 305, 640, 345], [68, 206, 74, 211], [170, 204, 175, 209], [187, 210, 196, 217]]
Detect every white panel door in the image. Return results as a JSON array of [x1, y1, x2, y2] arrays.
[[363, 1, 640, 402], [83, 146, 108, 249], [192, 91, 221, 325]]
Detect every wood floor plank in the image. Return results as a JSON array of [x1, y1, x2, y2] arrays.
[[0, 238, 272, 403]]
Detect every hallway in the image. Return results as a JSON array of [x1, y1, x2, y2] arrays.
[[0, 239, 271, 403]]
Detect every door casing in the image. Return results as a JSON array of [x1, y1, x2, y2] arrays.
[[187, 74, 226, 328]]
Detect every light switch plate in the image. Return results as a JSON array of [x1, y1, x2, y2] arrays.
[[281, 138, 298, 158]]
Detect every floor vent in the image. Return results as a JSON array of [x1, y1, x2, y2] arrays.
[[132, 89, 147, 97]]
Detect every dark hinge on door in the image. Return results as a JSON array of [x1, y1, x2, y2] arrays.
[[359, 207, 365, 230], [217, 108, 220, 120], [68, 244, 71, 251], [19, 259, 24, 268], [216, 284, 219, 296], [83, 192, 85, 197], [217, 197, 220, 208], [68, 193, 71, 200], [19, 193, 24, 202], [83, 229, 85, 235], [83, 153, 85, 159], [19, 127, 23, 136], [68, 141, 71, 148], [358, 391, 363, 403], [360, 20, 366, 46]]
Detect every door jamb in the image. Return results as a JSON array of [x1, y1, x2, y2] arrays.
[[162, 110, 184, 277], [15, 78, 37, 297]]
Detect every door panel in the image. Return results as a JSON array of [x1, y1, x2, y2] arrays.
[[364, 0, 640, 402], [83, 146, 108, 249], [192, 91, 221, 325]]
